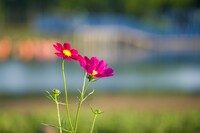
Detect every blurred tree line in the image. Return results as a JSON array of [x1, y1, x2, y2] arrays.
[[0, 0, 199, 25]]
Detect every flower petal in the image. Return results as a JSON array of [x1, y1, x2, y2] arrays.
[[54, 42, 63, 51], [104, 68, 114, 76], [104, 68, 114, 74], [94, 74, 103, 78], [64, 42, 71, 49], [79, 57, 86, 67], [71, 55, 82, 61], [91, 57, 99, 70], [71, 49, 78, 55], [84, 56, 90, 65], [64, 56, 71, 61], [56, 42, 63, 48], [96, 60, 107, 73], [55, 52, 64, 58]]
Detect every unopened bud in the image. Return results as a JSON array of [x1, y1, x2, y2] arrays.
[[94, 109, 103, 115], [52, 89, 61, 99]]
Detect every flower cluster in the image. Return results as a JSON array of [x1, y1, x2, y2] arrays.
[[51, 41, 114, 133], [54, 42, 114, 80]]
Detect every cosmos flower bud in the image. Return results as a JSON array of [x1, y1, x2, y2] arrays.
[[94, 109, 103, 115], [52, 89, 61, 99]]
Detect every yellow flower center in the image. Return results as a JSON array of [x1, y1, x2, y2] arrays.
[[92, 70, 98, 76], [63, 50, 71, 56]]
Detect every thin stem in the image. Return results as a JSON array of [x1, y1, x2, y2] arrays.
[[90, 114, 97, 133], [74, 98, 82, 133], [74, 73, 91, 133], [62, 60, 73, 131], [81, 72, 87, 98], [83, 81, 91, 95], [56, 101, 62, 133]]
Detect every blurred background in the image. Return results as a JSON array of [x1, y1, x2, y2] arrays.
[[0, 0, 200, 133]]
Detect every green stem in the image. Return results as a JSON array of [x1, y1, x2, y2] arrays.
[[90, 114, 98, 133], [74, 98, 82, 133], [56, 101, 62, 133], [83, 81, 91, 95], [62, 60, 73, 132], [74, 73, 91, 133]]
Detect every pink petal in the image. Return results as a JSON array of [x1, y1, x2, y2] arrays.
[[96, 60, 107, 73], [84, 56, 90, 65], [71, 55, 82, 61], [55, 52, 64, 58], [80, 56, 92, 74], [104, 68, 114, 75], [64, 42, 71, 49], [71, 49, 78, 55], [64, 56, 71, 61], [87, 69, 93, 75], [106, 73, 114, 77], [53, 43, 63, 51], [79, 57, 86, 67], [76, 55, 83, 61], [57, 42, 63, 47], [94, 74, 103, 78], [56, 42, 63, 47], [91, 57, 99, 70]]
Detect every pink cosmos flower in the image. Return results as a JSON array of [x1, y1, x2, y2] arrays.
[[53, 42, 82, 61], [79, 56, 114, 80]]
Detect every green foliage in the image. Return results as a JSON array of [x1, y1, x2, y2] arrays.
[[1, 0, 199, 24], [0, 110, 200, 133], [95, 111, 200, 133]]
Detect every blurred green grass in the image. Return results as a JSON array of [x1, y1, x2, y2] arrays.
[[0, 110, 200, 133], [1, 94, 200, 133]]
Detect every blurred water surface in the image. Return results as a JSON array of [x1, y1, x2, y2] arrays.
[[1, 59, 200, 93]]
